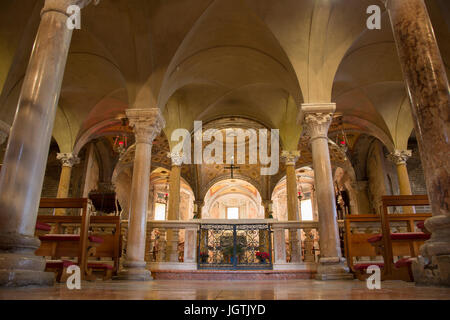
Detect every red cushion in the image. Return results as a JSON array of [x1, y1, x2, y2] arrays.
[[353, 263, 384, 271], [390, 232, 430, 240], [88, 263, 113, 270], [367, 232, 430, 243], [88, 235, 104, 243], [40, 234, 80, 241], [417, 221, 425, 230], [35, 222, 52, 231], [46, 260, 76, 269], [367, 234, 383, 243], [394, 258, 412, 268]]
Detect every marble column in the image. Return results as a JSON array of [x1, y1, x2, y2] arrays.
[[0, 0, 96, 287], [281, 150, 301, 263], [166, 152, 183, 262], [116, 108, 165, 281], [388, 150, 414, 213], [384, 0, 450, 286], [302, 103, 352, 280]]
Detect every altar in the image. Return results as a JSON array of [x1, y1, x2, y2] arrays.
[[197, 220, 272, 270], [122, 219, 323, 280]]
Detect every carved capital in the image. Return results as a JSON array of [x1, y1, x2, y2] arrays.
[[388, 149, 412, 165], [281, 150, 300, 165], [125, 108, 165, 144], [57, 153, 80, 167], [301, 103, 335, 140], [168, 151, 184, 166]]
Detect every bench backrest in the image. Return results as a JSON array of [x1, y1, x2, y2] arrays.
[[344, 196, 431, 271], [380, 195, 431, 274], [37, 198, 92, 270], [90, 215, 122, 272]]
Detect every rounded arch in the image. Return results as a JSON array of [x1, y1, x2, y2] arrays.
[[200, 173, 263, 201], [202, 178, 264, 220]]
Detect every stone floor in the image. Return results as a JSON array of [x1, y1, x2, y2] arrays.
[[1, 279, 449, 300]]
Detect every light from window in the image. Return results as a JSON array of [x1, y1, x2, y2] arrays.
[[227, 207, 239, 219], [154, 203, 166, 220], [301, 199, 313, 221]]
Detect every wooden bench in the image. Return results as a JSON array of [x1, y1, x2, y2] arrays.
[[376, 195, 431, 281], [36, 198, 102, 281], [36, 199, 122, 281], [89, 215, 122, 277], [344, 195, 431, 281]]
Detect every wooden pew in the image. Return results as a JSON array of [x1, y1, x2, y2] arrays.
[[344, 196, 431, 281], [376, 195, 431, 281], [89, 215, 122, 278], [344, 214, 384, 280], [36, 199, 122, 281], [36, 198, 101, 281]]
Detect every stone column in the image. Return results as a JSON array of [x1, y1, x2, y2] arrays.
[[0, 0, 97, 287], [281, 150, 301, 263], [383, 0, 450, 286], [166, 152, 183, 262], [116, 108, 165, 281], [388, 149, 414, 213], [54, 153, 79, 216], [302, 103, 352, 280]]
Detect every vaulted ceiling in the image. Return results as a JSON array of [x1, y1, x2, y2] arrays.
[[1, 0, 449, 195]]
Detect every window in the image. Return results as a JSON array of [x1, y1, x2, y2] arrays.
[[227, 207, 239, 219], [154, 203, 166, 220], [301, 199, 313, 221]]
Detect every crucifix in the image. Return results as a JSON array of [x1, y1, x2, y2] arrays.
[[224, 156, 240, 179]]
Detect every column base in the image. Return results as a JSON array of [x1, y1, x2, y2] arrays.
[[412, 255, 450, 287], [314, 257, 353, 281], [114, 260, 152, 281], [0, 270, 55, 287], [0, 233, 55, 287]]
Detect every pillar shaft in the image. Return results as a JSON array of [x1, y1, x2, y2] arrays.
[[116, 108, 165, 281], [384, 0, 450, 286], [302, 103, 351, 280], [285, 163, 299, 221], [281, 150, 301, 263], [57, 166, 72, 198], [166, 152, 183, 262], [55, 153, 79, 217], [0, 0, 95, 287], [388, 149, 414, 213]]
